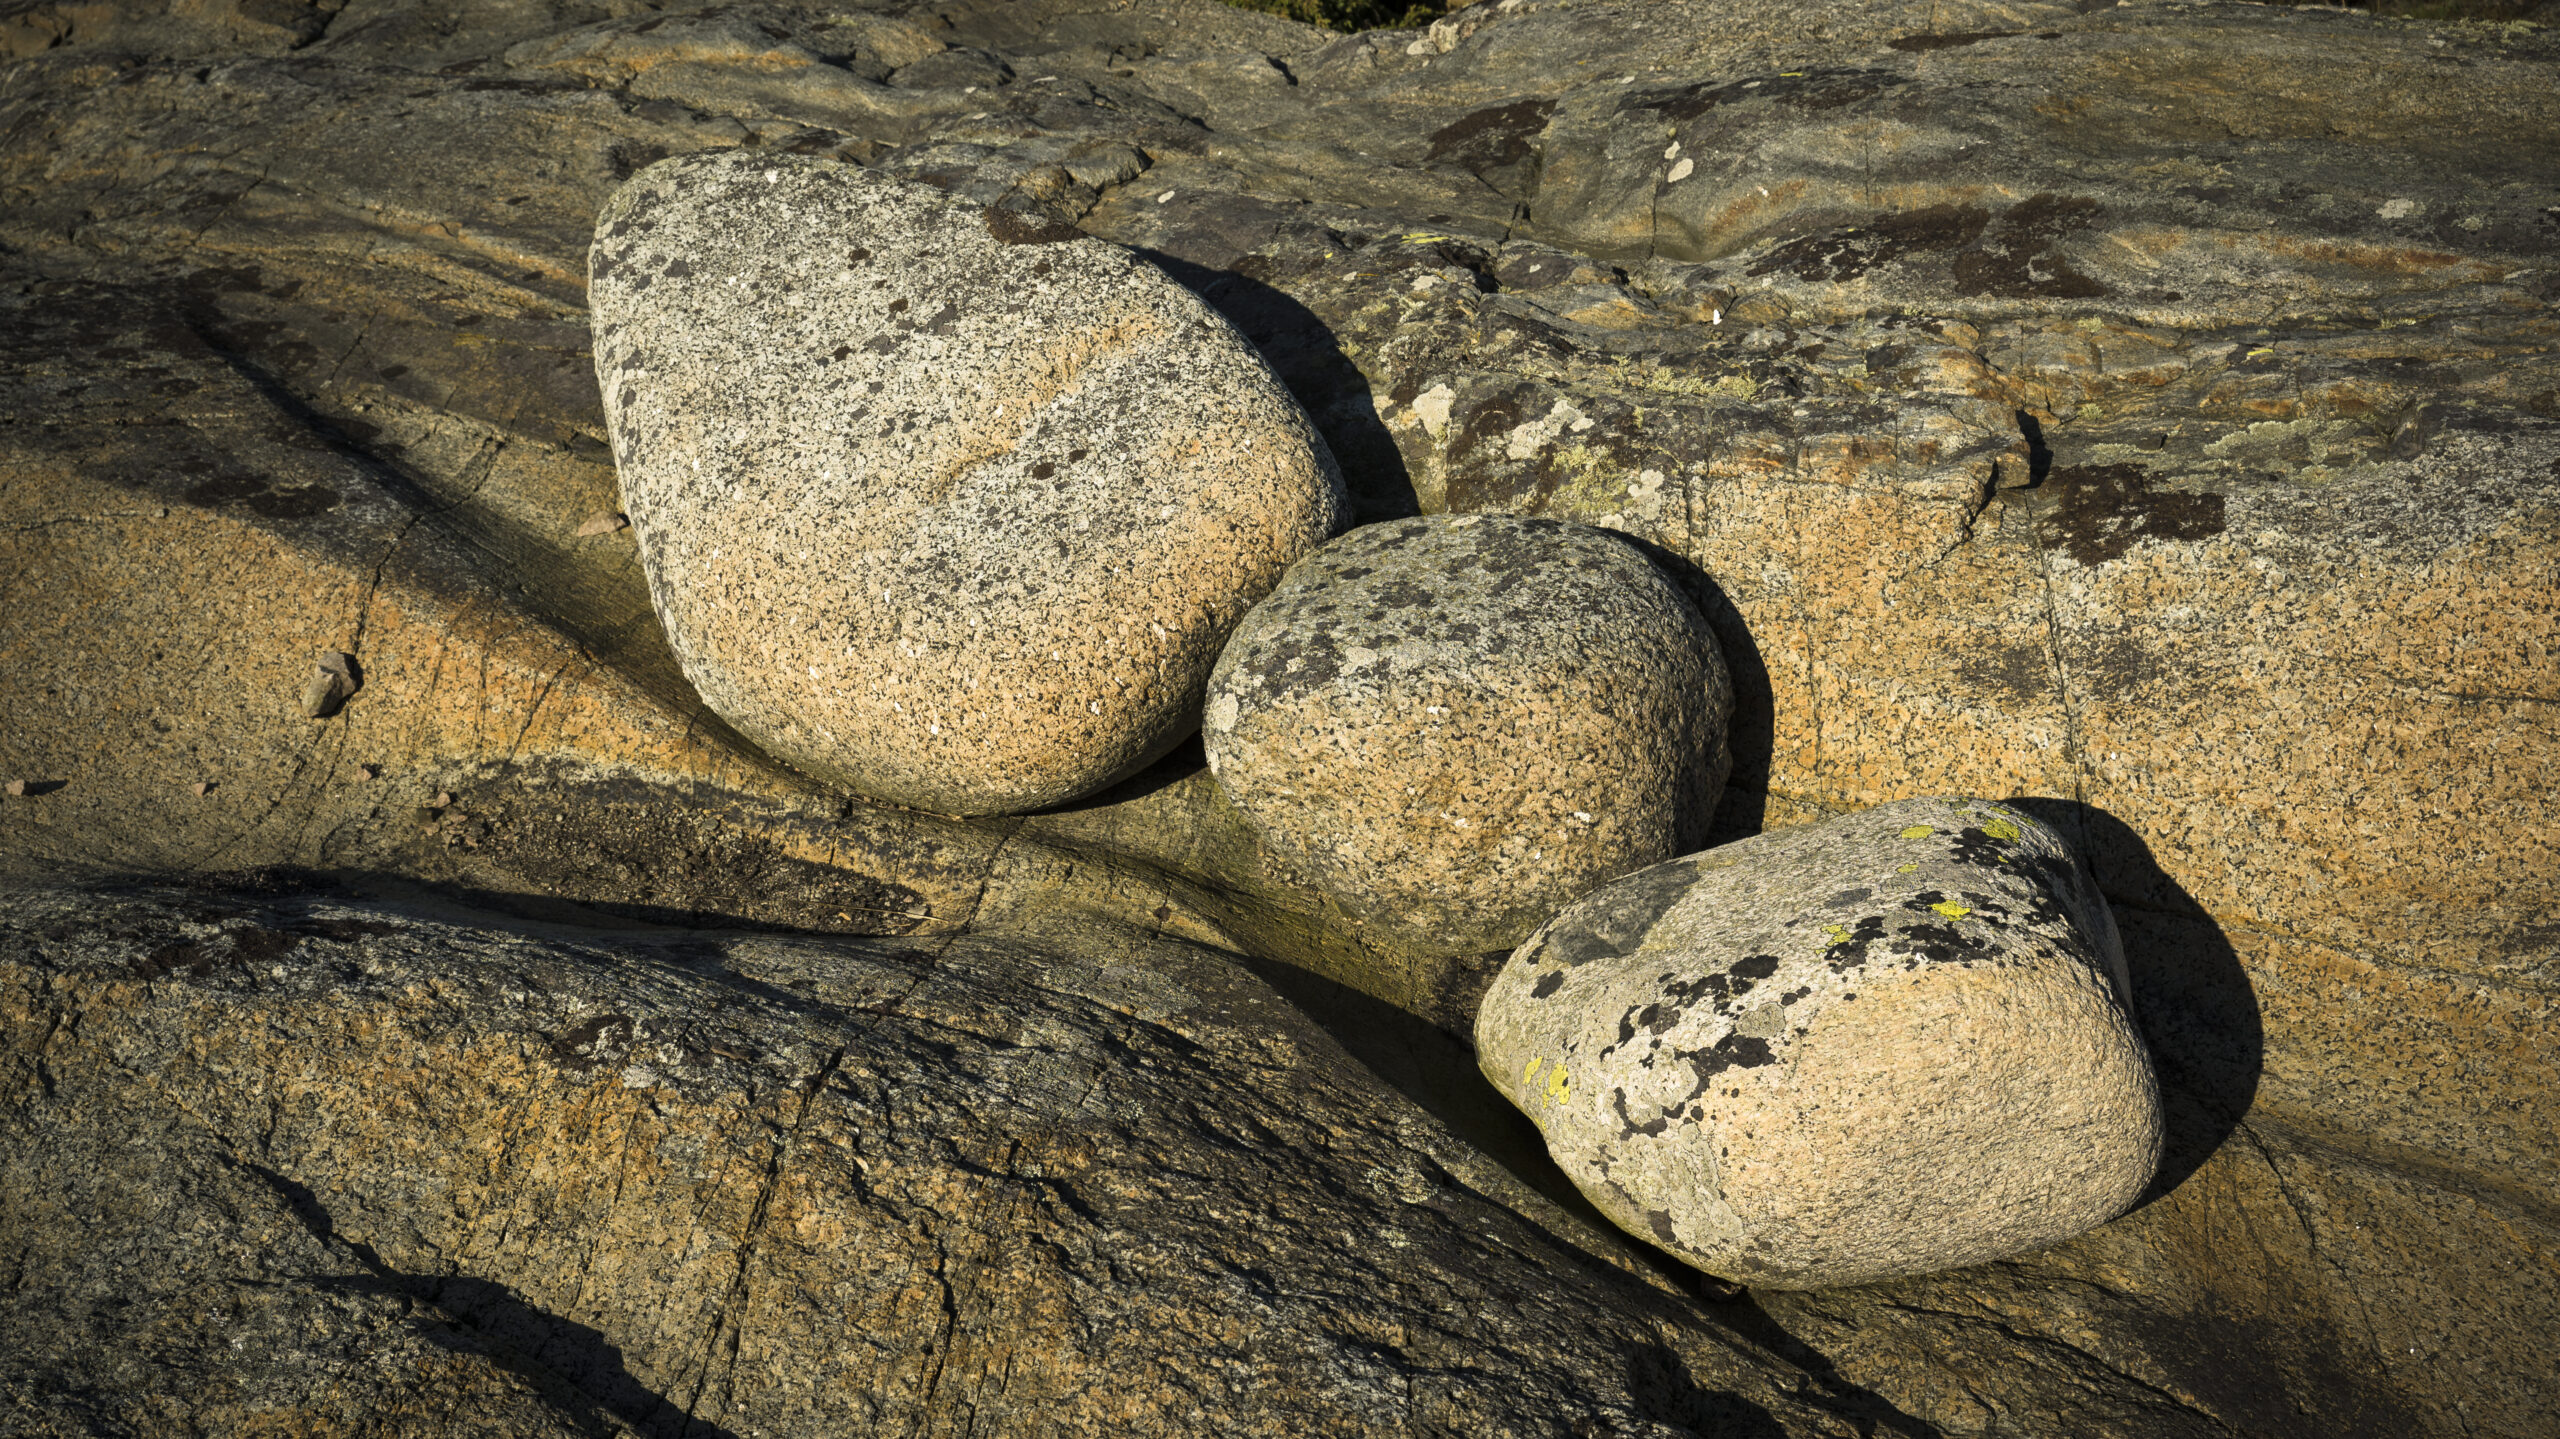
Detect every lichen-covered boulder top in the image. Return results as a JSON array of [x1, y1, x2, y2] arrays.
[[0, 0, 2555, 1434], [590, 150, 1342, 816], [1205, 512, 1731, 954], [1478, 797, 2162, 1290]]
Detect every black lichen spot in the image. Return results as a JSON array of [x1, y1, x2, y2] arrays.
[[225, 926, 301, 965], [182, 471, 342, 520], [130, 940, 217, 981], [1531, 970, 1566, 999], [662, 258, 691, 279], [290, 917, 398, 942], [1425, 98, 1556, 187], [1888, 29, 2019, 50], [1031, 462, 1056, 479], [1824, 915, 1890, 973], [1745, 203, 1989, 283], [984, 207, 1081, 245], [2038, 463, 2227, 567], [1892, 922, 1985, 964], [1619, 68, 1900, 122], [549, 1013, 636, 1073], [1951, 193, 2109, 299], [1647, 1210, 1681, 1244], [1949, 827, 2011, 867], [1677, 1033, 1778, 1102], [1615, 1088, 1671, 1139], [1732, 954, 1780, 980]]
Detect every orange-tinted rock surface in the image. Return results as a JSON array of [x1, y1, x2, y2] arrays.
[[2, 0, 2553, 1432]]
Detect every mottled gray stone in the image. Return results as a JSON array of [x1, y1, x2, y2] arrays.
[[590, 151, 1344, 815], [1477, 796, 2161, 1289], [1204, 514, 1731, 953]]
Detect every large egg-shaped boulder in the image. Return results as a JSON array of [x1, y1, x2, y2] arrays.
[[590, 152, 1344, 815], [1476, 796, 2162, 1289], [1202, 514, 1731, 953]]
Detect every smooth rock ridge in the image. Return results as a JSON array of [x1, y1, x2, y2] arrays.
[[1477, 796, 2162, 1289], [1203, 514, 1732, 954], [591, 151, 1345, 815]]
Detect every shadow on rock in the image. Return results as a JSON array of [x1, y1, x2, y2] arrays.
[[2006, 798, 2264, 1205], [243, 1161, 738, 1439], [1613, 533, 1777, 846], [1692, 1299, 1947, 1439], [1624, 1339, 1803, 1438], [1138, 247, 1422, 525], [1029, 730, 1211, 814]]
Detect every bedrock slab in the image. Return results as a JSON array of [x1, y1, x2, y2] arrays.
[[590, 151, 1343, 815], [1479, 797, 2161, 1288], [0, 880, 1880, 1439], [1204, 514, 1731, 953]]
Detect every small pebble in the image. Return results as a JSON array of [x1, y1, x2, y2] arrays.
[[576, 511, 630, 537], [3, 780, 24, 797], [431, 791, 454, 808], [302, 651, 362, 719], [190, 781, 214, 796], [355, 764, 379, 781]]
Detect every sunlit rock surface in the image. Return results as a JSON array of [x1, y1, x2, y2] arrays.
[[1, 0, 2553, 1433]]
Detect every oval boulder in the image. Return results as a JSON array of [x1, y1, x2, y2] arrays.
[[590, 152, 1344, 815], [1203, 514, 1731, 953], [1476, 796, 2162, 1289]]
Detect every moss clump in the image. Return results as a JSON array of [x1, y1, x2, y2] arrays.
[[1218, 0, 1448, 33]]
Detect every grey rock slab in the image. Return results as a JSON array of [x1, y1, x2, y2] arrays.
[[0, 879, 1880, 1438], [1204, 513, 1731, 954], [591, 151, 1344, 815], [1478, 796, 2162, 1289]]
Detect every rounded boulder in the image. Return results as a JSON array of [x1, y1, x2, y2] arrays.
[[1475, 796, 2163, 1289], [1202, 514, 1731, 953], [589, 152, 1345, 815]]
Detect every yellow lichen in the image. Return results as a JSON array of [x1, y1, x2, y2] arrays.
[[1900, 825, 1934, 839], [1983, 816, 2020, 841], [1932, 901, 1972, 920]]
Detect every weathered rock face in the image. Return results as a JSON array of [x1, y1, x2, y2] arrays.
[[0, 881, 1884, 1438], [1, 0, 2555, 1433], [1205, 513, 1730, 954], [591, 151, 1343, 816], [1478, 797, 2161, 1289]]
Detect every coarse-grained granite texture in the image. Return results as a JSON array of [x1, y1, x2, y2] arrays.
[[0, 880, 1882, 1439], [1478, 796, 2161, 1289], [590, 152, 1343, 815], [1, 0, 2556, 1432], [1205, 513, 1730, 955]]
